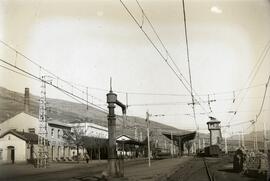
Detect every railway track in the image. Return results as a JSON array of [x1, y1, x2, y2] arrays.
[[202, 157, 215, 181], [167, 157, 220, 181]]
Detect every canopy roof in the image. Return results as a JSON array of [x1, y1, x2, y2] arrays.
[[162, 131, 196, 143], [207, 116, 221, 124], [116, 134, 145, 146]]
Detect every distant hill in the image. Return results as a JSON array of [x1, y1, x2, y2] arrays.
[[228, 130, 270, 142], [0, 86, 198, 147]]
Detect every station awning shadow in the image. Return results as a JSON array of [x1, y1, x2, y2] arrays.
[[162, 131, 196, 145], [116, 139, 145, 146]]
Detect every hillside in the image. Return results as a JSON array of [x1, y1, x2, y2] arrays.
[[0, 87, 196, 145], [228, 130, 270, 142]]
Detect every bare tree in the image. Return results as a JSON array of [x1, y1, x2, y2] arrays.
[[63, 125, 86, 160], [185, 141, 193, 155]]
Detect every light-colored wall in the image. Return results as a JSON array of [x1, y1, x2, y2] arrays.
[[69, 122, 108, 139], [48, 127, 65, 145], [0, 133, 27, 163], [211, 130, 222, 145], [0, 112, 73, 161], [0, 113, 38, 135]]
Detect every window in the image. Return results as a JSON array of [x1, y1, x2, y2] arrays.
[[57, 129, 61, 139], [0, 149, 2, 160], [28, 128, 35, 134], [51, 128, 54, 138]]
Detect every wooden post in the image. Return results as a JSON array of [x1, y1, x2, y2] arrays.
[[171, 131, 173, 158], [146, 111, 151, 167], [225, 136, 228, 154], [98, 145, 101, 161]]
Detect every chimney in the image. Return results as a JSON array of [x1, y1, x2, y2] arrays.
[[24, 88, 30, 113]]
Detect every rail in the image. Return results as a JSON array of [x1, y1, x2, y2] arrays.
[[203, 157, 214, 181]]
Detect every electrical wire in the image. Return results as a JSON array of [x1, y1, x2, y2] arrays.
[[119, 0, 210, 118], [181, 0, 198, 131], [227, 41, 270, 125], [0, 39, 105, 105], [0, 58, 108, 113]]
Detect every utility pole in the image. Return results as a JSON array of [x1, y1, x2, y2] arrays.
[[255, 118, 258, 151], [171, 131, 173, 158], [86, 87, 89, 110], [37, 76, 49, 168], [251, 119, 258, 151], [106, 78, 126, 177], [134, 125, 138, 140], [241, 128, 245, 147], [238, 132, 241, 148], [146, 111, 151, 167], [202, 138, 205, 149], [224, 136, 228, 154], [263, 120, 268, 153]]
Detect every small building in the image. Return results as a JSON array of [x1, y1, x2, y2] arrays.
[[207, 116, 222, 146], [68, 122, 108, 139], [0, 112, 72, 163], [47, 120, 72, 161], [116, 134, 144, 158], [0, 130, 38, 164]]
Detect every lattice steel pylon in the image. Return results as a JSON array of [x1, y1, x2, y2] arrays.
[[37, 76, 49, 168]]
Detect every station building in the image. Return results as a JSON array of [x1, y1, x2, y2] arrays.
[[0, 88, 109, 164], [0, 112, 72, 164]]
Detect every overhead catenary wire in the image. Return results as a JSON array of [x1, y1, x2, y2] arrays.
[[119, 0, 210, 118], [2, 37, 266, 109], [135, 0, 212, 119], [181, 0, 198, 131], [0, 59, 139, 126], [227, 41, 270, 126], [246, 75, 270, 131], [126, 96, 270, 107], [0, 39, 105, 105], [0, 58, 108, 113], [115, 83, 265, 98]]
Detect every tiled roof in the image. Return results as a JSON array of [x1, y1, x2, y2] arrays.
[[0, 130, 38, 144]]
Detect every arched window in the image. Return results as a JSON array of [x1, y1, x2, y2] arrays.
[[0, 148, 3, 160], [57, 129, 61, 139]]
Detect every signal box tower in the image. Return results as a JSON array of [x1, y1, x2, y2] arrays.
[[207, 116, 222, 146]]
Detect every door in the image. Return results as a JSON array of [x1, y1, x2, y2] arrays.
[[7, 146, 15, 164], [51, 146, 54, 160]]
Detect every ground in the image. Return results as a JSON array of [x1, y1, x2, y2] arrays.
[[0, 156, 267, 181]]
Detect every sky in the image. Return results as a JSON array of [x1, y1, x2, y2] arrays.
[[0, 0, 269, 137]]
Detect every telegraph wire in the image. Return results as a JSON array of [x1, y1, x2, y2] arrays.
[[246, 75, 270, 130], [227, 40, 270, 125], [256, 75, 270, 119], [181, 0, 198, 131], [119, 0, 191, 93], [135, 0, 210, 119], [0, 39, 106, 105], [0, 64, 37, 80], [67, 82, 265, 97], [135, 0, 187, 81], [0, 39, 104, 102], [119, 0, 210, 117], [1, 61, 267, 111], [1, 38, 265, 109], [0, 58, 108, 113]]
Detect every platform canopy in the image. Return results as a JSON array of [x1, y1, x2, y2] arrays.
[[162, 131, 196, 145], [116, 134, 145, 146]]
